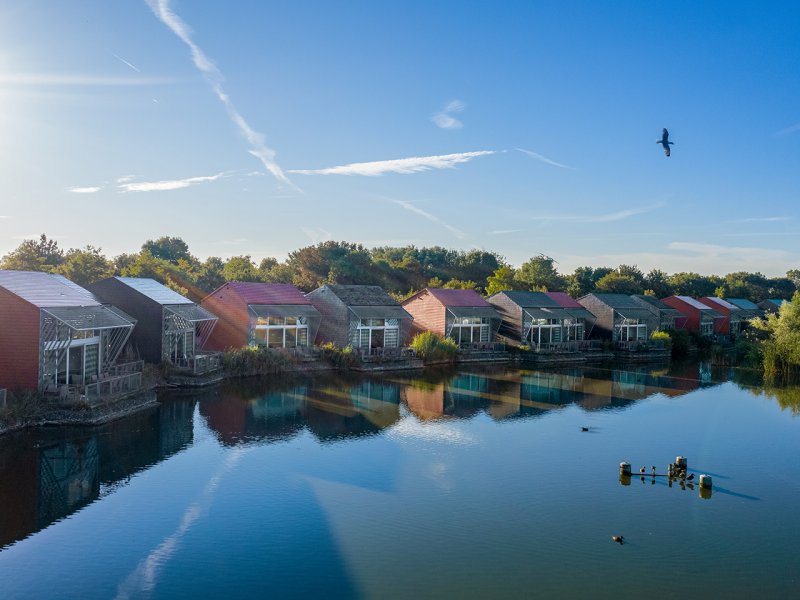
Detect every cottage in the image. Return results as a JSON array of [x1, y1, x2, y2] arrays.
[[662, 296, 724, 338], [725, 298, 761, 321], [698, 297, 743, 338], [487, 291, 587, 348], [630, 294, 685, 331], [0, 270, 137, 395], [202, 282, 321, 351], [90, 277, 219, 373], [306, 284, 412, 353], [759, 298, 787, 314], [402, 288, 500, 345], [544, 292, 596, 342], [577, 293, 654, 344]]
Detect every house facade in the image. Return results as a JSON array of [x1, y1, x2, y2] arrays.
[[544, 292, 596, 342], [630, 294, 686, 331], [402, 288, 500, 345], [488, 291, 589, 348], [577, 293, 653, 343], [201, 282, 321, 351], [662, 296, 724, 337], [758, 299, 786, 315], [0, 270, 136, 394], [725, 298, 761, 321], [698, 297, 743, 338], [306, 285, 412, 352], [90, 277, 219, 371]]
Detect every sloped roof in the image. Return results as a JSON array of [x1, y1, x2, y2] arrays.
[[495, 291, 562, 308], [726, 298, 759, 311], [424, 288, 492, 308], [762, 298, 787, 307], [585, 293, 645, 309], [632, 294, 684, 317], [325, 285, 401, 307], [674, 295, 716, 311], [545, 291, 583, 308], [702, 296, 740, 311], [0, 270, 100, 307], [225, 282, 311, 305], [113, 277, 193, 305]]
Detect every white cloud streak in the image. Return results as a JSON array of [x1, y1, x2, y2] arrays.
[[300, 226, 333, 244], [0, 74, 173, 86], [489, 229, 523, 235], [726, 216, 792, 223], [775, 123, 800, 136], [516, 147, 573, 169], [119, 173, 225, 192], [525, 202, 664, 224], [112, 54, 141, 72], [431, 99, 466, 130], [146, 0, 294, 188], [388, 198, 466, 239], [68, 186, 102, 194], [290, 150, 495, 176]]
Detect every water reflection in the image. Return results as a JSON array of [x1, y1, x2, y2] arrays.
[[0, 399, 195, 549]]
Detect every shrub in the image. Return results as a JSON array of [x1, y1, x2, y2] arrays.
[[410, 331, 458, 363], [665, 329, 690, 358], [223, 346, 293, 377], [319, 343, 358, 369]]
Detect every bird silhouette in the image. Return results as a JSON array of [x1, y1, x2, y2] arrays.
[[686, 473, 695, 481], [657, 128, 674, 157], [640, 466, 646, 475], [580, 426, 589, 432], [651, 466, 657, 475], [612, 535, 625, 545]]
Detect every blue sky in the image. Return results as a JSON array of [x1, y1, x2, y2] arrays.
[[1, 1, 798, 276]]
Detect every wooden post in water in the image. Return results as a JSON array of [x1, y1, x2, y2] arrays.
[[620, 462, 631, 476], [699, 474, 712, 489], [675, 456, 687, 472]]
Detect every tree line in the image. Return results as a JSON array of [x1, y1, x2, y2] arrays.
[[1, 234, 798, 304]]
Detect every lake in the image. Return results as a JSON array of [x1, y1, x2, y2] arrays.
[[1, 362, 799, 599]]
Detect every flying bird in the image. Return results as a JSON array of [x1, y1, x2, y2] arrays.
[[657, 128, 674, 157]]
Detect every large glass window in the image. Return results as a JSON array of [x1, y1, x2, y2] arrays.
[[356, 318, 399, 350], [253, 313, 310, 348]]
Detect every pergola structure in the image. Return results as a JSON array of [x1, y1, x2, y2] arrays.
[[162, 303, 218, 364], [39, 305, 135, 390]]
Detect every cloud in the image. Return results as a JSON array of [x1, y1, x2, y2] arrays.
[[290, 150, 495, 176], [489, 229, 523, 235], [0, 74, 173, 86], [432, 99, 466, 130], [524, 202, 664, 224], [388, 417, 476, 446], [0, 215, 9, 219], [116, 175, 136, 183], [516, 147, 573, 169], [146, 0, 294, 188], [300, 226, 333, 244], [68, 186, 102, 194], [112, 54, 141, 73], [775, 123, 800, 136], [119, 173, 225, 192], [388, 198, 465, 239], [726, 216, 792, 223]]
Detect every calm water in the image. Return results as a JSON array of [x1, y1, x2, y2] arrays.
[[1, 362, 799, 599]]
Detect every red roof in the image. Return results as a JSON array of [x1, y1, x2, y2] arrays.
[[545, 291, 583, 308], [425, 288, 492, 307], [225, 282, 311, 305]]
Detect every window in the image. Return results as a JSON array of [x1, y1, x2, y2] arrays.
[[253, 312, 310, 348], [356, 317, 399, 350]]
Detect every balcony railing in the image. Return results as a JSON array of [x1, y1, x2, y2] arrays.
[[172, 352, 223, 375], [531, 340, 600, 353], [616, 339, 667, 352], [458, 342, 506, 353], [356, 347, 417, 361], [109, 360, 145, 376], [83, 371, 143, 402]]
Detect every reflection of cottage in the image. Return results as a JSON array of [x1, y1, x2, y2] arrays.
[[662, 296, 724, 338], [630, 294, 686, 331], [402, 288, 501, 345], [0, 270, 137, 398], [89, 277, 219, 373], [577, 293, 653, 345], [488, 291, 589, 349], [698, 297, 743, 338], [307, 285, 412, 354], [202, 282, 321, 351]]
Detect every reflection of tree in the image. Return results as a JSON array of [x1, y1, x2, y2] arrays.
[[763, 383, 800, 415]]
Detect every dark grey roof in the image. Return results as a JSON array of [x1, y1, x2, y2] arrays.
[[494, 291, 562, 309], [586, 293, 646, 310], [632, 295, 683, 318], [325, 285, 401, 307], [447, 306, 501, 320], [0, 270, 100, 307], [726, 298, 759, 311], [42, 305, 135, 331], [114, 277, 193, 305], [248, 304, 322, 320], [348, 305, 412, 320], [165, 304, 218, 323]]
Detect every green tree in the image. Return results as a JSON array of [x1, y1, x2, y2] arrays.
[[223, 255, 259, 282], [195, 256, 226, 292], [443, 279, 479, 290], [565, 266, 613, 298], [668, 272, 720, 297], [644, 269, 673, 298], [752, 292, 800, 377], [118, 251, 196, 298], [0, 234, 64, 272], [141, 236, 193, 265], [485, 265, 521, 296], [517, 255, 565, 291], [55, 245, 113, 286], [594, 272, 644, 295]]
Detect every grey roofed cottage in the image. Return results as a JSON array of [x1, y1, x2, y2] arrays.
[[0, 270, 136, 395], [725, 298, 761, 319], [306, 284, 412, 353], [577, 293, 654, 343], [487, 291, 594, 348], [630, 294, 685, 331], [89, 277, 219, 372], [402, 288, 501, 345]]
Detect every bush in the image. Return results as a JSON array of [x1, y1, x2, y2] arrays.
[[410, 331, 459, 363], [222, 346, 293, 377], [319, 343, 358, 369], [665, 329, 690, 358], [650, 330, 672, 348]]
